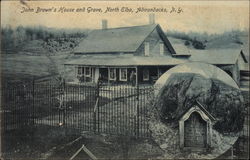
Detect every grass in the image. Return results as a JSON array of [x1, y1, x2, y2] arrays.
[[3, 79, 153, 137], [49, 133, 163, 160], [33, 85, 153, 137], [2, 125, 81, 160]]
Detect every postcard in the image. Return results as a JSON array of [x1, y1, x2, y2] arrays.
[[1, 0, 249, 159]]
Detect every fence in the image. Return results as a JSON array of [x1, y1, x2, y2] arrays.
[[1, 80, 154, 138]]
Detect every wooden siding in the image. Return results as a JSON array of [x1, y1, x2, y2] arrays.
[[134, 28, 172, 56]]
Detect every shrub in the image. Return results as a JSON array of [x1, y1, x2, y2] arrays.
[[184, 40, 190, 46], [192, 40, 206, 49]]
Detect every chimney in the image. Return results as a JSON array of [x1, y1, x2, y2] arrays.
[[102, 19, 108, 29], [149, 14, 155, 24]]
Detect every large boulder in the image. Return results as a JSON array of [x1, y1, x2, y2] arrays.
[[155, 72, 244, 133], [149, 62, 244, 159]]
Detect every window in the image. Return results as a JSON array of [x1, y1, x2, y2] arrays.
[[119, 68, 127, 81], [76, 66, 92, 77], [160, 42, 164, 55], [143, 69, 149, 81], [77, 66, 83, 75], [85, 67, 91, 77], [109, 68, 116, 80], [144, 42, 150, 56]]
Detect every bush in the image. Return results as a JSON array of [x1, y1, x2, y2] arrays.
[[192, 40, 206, 49], [184, 40, 190, 46]]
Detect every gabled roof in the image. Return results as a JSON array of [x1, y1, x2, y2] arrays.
[[73, 24, 176, 54], [240, 50, 248, 63], [195, 100, 216, 121], [179, 100, 216, 121], [168, 37, 191, 56], [189, 49, 242, 65]]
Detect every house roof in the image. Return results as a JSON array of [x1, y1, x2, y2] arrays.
[[189, 49, 242, 65], [240, 50, 248, 63], [74, 24, 176, 54], [168, 37, 191, 56], [65, 49, 243, 66], [64, 54, 188, 66]]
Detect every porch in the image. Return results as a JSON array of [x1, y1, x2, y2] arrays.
[[73, 65, 172, 86]]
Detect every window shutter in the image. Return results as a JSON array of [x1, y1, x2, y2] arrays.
[[160, 43, 164, 55], [144, 42, 150, 56]]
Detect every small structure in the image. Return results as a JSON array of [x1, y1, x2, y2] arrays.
[[179, 101, 215, 151]]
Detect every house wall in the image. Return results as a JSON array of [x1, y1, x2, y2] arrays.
[[137, 66, 173, 84], [237, 54, 249, 88], [238, 53, 248, 71], [87, 67, 136, 85], [134, 28, 172, 56], [64, 65, 78, 82], [218, 64, 240, 86]]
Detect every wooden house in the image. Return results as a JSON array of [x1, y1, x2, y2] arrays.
[[64, 18, 248, 87], [64, 20, 188, 86]]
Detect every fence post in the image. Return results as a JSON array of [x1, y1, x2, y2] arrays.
[[32, 78, 35, 126], [93, 104, 96, 132], [97, 79, 100, 133], [94, 82, 96, 132], [94, 79, 100, 133], [63, 79, 66, 126], [136, 84, 140, 138]]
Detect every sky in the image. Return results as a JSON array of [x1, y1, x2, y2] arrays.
[[1, 0, 249, 34]]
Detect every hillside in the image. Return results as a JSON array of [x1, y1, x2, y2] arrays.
[[168, 31, 249, 60], [1, 39, 79, 82]]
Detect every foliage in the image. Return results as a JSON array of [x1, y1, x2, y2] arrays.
[[1, 25, 87, 53], [184, 40, 190, 46], [166, 29, 248, 50], [192, 39, 206, 49]]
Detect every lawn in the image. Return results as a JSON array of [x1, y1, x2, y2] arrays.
[[34, 84, 153, 137]]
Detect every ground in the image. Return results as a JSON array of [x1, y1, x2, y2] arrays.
[[2, 88, 248, 159], [3, 126, 163, 160]]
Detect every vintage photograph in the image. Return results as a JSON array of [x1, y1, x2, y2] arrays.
[[0, 0, 249, 159]]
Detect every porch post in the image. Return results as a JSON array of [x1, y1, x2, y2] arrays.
[[92, 68, 95, 83], [83, 66, 86, 82], [108, 67, 110, 86], [94, 67, 99, 83], [157, 66, 160, 78], [135, 66, 138, 86]]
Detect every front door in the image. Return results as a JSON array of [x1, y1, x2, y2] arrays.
[[184, 112, 207, 148]]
